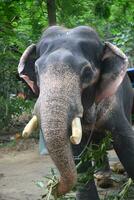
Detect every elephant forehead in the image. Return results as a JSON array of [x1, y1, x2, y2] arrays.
[[40, 25, 99, 42], [36, 26, 103, 74], [36, 48, 91, 74], [37, 26, 102, 62]]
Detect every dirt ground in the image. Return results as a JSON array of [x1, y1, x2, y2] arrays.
[[0, 140, 56, 200], [0, 139, 128, 200]]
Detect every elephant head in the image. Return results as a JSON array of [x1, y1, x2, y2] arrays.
[[18, 26, 128, 196]]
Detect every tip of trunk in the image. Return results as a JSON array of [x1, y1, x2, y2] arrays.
[[57, 172, 77, 196]]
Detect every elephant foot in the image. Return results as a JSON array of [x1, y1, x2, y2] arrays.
[[111, 162, 125, 174], [96, 177, 114, 188], [94, 169, 112, 188], [94, 169, 111, 180], [76, 180, 100, 200]]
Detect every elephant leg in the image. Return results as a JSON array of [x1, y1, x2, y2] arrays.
[[75, 158, 100, 200], [76, 179, 100, 200], [110, 117, 134, 179], [72, 137, 100, 200]]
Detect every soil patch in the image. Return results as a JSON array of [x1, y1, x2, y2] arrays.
[[0, 139, 132, 200]]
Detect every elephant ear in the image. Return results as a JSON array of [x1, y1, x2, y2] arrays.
[[95, 42, 128, 103], [18, 44, 39, 95]]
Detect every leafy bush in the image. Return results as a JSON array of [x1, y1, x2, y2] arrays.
[[0, 96, 34, 129]]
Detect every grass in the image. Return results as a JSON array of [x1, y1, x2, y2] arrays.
[[0, 139, 17, 148]]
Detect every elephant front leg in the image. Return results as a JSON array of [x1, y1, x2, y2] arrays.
[[76, 178, 100, 200], [109, 117, 134, 179], [75, 158, 100, 200]]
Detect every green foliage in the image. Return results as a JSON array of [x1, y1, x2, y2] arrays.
[[0, 0, 47, 129], [0, 0, 48, 97], [0, 139, 17, 148], [77, 133, 112, 184], [104, 178, 134, 200], [0, 96, 34, 129], [94, 0, 112, 19]]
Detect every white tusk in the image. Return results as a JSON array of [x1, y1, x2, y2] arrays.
[[22, 115, 38, 138], [70, 117, 82, 145]]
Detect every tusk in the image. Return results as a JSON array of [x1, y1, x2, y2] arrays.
[[22, 115, 38, 138], [70, 117, 82, 145]]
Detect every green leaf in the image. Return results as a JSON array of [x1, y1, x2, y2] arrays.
[[36, 181, 45, 188]]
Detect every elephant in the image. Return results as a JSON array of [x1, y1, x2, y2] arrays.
[[18, 26, 134, 200]]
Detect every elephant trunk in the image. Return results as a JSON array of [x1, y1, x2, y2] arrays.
[[40, 97, 77, 196], [39, 64, 83, 196]]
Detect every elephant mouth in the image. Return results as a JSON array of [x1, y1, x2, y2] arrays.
[[22, 115, 83, 145]]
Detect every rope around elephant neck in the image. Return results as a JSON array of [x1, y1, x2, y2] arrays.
[[74, 103, 99, 161]]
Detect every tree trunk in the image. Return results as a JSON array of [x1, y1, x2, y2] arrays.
[[46, 0, 56, 25]]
